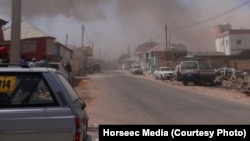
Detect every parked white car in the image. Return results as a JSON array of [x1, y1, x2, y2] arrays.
[[153, 66, 174, 80], [130, 65, 143, 75]]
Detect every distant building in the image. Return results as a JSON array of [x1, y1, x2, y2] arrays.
[[134, 42, 158, 63], [214, 23, 250, 55], [145, 43, 187, 70], [3, 21, 72, 62]]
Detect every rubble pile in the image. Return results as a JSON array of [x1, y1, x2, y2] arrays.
[[214, 75, 250, 94]]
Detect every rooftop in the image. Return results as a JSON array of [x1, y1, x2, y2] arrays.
[[3, 21, 55, 40]]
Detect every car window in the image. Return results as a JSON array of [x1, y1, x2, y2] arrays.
[[181, 62, 198, 70], [56, 73, 83, 103], [0, 72, 58, 108], [198, 62, 212, 70], [133, 66, 141, 69], [161, 67, 172, 71], [217, 69, 224, 73], [49, 63, 59, 70]]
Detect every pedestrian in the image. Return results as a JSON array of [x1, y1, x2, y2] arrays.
[[37, 56, 49, 67], [19, 55, 29, 68], [28, 58, 37, 67], [65, 61, 72, 83], [65, 62, 72, 73]]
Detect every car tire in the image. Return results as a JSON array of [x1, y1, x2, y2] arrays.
[[183, 81, 188, 85]]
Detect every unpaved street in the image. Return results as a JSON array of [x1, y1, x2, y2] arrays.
[[75, 70, 250, 140]]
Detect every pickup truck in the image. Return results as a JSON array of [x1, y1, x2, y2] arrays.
[[0, 67, 89, 141], [179, 60, 216, 85]]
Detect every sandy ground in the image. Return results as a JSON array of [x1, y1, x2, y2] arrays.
[[74, 78, 95, 105], [164, 80, 250, 105], [74, 71, 250, 107], [73, 72, 250, 141]]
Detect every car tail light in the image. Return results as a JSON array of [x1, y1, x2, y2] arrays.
[[75, 117, 82, 141]]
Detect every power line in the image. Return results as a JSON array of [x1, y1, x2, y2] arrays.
[[174, 0, 250, 30]]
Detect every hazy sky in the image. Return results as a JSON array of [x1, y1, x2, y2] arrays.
[[0, 0, 250, 60]]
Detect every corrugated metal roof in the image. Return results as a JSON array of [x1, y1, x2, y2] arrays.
[[3, 21, 55, 40]]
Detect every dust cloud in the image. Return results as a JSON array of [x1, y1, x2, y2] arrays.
[[0, 0, 250, 60]]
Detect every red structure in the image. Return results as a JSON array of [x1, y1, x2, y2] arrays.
[[1, 21, 72, 63], [0, 19, 9, 61]]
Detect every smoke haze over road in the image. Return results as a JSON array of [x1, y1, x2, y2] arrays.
[[0, 0, 250, 60]]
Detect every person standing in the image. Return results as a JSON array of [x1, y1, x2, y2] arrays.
[[37, 56, 49, 67], [28, 58, 37, 67], [19, 55, 29, 68], [65, 61, 72, 83]]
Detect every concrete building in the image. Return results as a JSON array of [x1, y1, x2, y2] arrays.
[[54, 42, 73, 64], [146, 43, 187, 70], [71, 46, 93, 75], [215, 23, 250, 55], [134, 42, 158, 63]]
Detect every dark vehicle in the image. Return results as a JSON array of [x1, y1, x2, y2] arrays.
[[92, 63, 101, 73], [179, 60, 216, 85]]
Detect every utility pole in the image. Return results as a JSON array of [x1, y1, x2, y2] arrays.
[[81, 25, 84, 76], [63, 34, 68, 64], [128, 46, 130, 60], [165, 25, 168, 48], [10, 0, 22, 64], [99, 48, 101, 60], [65, 34, 68, 46], [168, 30, 171, 48], [165, 25, 168, 61]]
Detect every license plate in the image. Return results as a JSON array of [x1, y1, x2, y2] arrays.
[[0, 76, 16, 93]]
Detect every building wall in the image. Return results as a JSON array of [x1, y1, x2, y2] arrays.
[[60, 46, 72, 64], [215, 36, 229, 54], [230, 34, 250, 51], [20, 38, 47, 60], [4, 37, 57, 61], [230, 60, 250, 72], [214, 24, 231, 34], [215, 33, 250, 55], [72, 48, 83, 75]]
